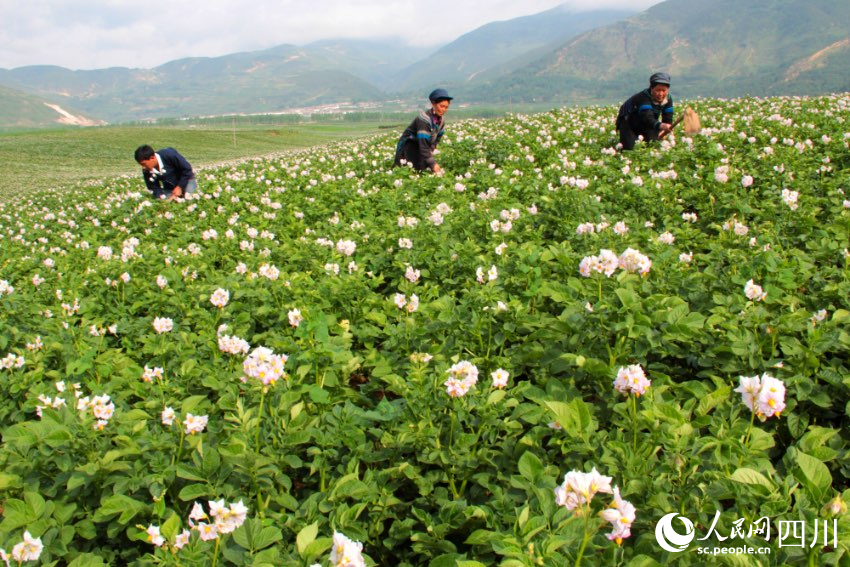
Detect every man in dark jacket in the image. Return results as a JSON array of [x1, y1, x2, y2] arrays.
[[134, 145, 198, 200], [394, 89, 452, 173], [616, 72, 675, 150]]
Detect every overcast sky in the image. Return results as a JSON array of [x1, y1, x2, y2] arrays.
[[0, 0, 663, 70]]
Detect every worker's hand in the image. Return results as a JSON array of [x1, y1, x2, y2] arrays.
[[432, 164, 442, 174], [169, 187, 183, 201]]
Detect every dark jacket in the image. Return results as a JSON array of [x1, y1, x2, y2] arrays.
[[143, 148, 195, 198], [616, 89, 674, 138], [394, 109, 445, 171]]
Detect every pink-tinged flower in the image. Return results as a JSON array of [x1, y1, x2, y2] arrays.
[[782, 188, 799, 210], [324, 263, 340, 276], [288, 308, 304, 327], [10, 531, 43, 562], [330, 531, 366, 567], [444, 377, 471, 398], [174, 529, 191, 550], [184, 413, 209, 435], [404, 265, 421, 283], [495, 243, 508, 255], [406, 294, 419, 313], [657, 232, 675, 245], [393, 293, 407, 309], [487, 266, 498, 282], [152, 317, 174, 334], [735, 373, 786, 419], [197, 522, 218, 541], [146, 525, 165, 547], [618, 248, 652, 275], [756, 374, 786, 418], [258, 263, 280, 280], [336, 239, 357, 257], [410, 352, 433, 364], [1, 353, 25, 370], [744, 279, 767, 302], [491, 368, 509, 389], [679, 252, 693, 263], [218, 335, 250, 356], [210, 288, 229, 308], [161, 406, 176, 426], [811, 309, 828, 325], [576, 222, 596, 235], [91, 394, 115, 421], [142, 365, 164, 383], [613, 221, 629, 235], [741, 175, 754, 188], [447, 360, 479, 387], [156, 275, 168, 289], [189, 501, 209, 523], [579, 249, 619, 278], [554, 467, 614, 510], [613, 364, 650, 396], [600, 486, 637, 544], [242, 347, 288, 387]]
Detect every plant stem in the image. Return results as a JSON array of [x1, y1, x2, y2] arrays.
[[631, 394, 638, 452], [211, 536, 221, 567], [574, 512, 592, 567], [255, 388, 266, 451]]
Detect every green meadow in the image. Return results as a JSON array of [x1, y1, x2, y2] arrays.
[[0, 120, 401, 202]]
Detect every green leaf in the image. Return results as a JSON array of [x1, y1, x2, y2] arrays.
[[464, 529, 496, 545], [24, 491, 46, 520], [695, 385, 731, 416], [175, 464, 206, 482], [178, 483, 212, 501], [181, 395, 209, 414], [616, 287, 640, 310], [252, 526, 283, 551], [795, 451, 832, 500], [0, 472, 22, 490], [93, 494, 146, 525], [0, 499, 37, 531], [544, 399, 595, 440], [457, 562, 488, 567], [517, 451, 544, 482], [730, 468, 775, 492], [67, 554, 109, 567], [301, 537, 333, 562], [161, 512, 182, 541], [297, 522, 319, 555], [202, 447, 221, 477]]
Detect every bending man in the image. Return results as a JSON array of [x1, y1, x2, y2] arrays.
[[615, 73, 674, 150]]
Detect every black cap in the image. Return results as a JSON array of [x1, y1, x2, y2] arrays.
[[428, 88, 453, 103], [649, 72, 671, 87]]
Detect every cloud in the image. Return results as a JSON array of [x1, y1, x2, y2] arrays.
[[0, 0, 663, 70]]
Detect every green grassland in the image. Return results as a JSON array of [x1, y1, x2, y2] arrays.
[[0, 120, 403, 202]]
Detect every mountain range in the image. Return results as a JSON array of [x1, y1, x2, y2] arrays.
[[1, 0, 848, 129]]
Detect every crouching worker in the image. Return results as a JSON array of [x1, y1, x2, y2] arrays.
[[394, 88, 452, 173], [616, 72, 674, 150], [134, 145, 198, 200]]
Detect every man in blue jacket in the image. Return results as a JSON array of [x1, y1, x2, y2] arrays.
[[616, 72, 675, 150], [134, 145, 198, 200]]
